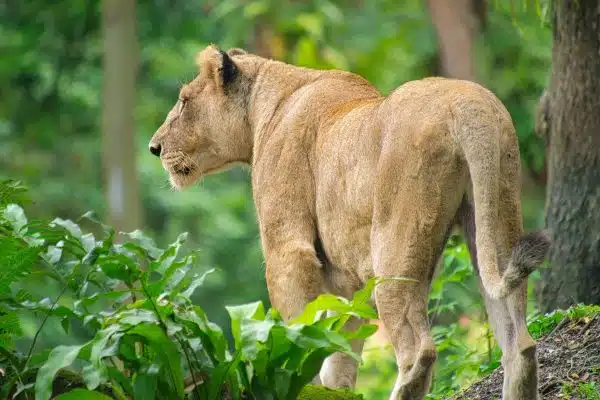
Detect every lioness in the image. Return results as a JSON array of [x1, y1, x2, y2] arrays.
[[149, 45, 550, 400]]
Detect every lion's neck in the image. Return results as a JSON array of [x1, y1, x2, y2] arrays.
[[248, 60, 323, 140]]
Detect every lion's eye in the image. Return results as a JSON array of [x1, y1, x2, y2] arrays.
[[178, 98, 188, 114]]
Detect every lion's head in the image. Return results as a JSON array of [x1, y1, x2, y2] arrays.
[[148, 45, 258, 189]]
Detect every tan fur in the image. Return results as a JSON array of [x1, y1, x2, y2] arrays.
[[149, 45, 551, 400]]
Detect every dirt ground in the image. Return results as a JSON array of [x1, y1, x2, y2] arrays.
[[453, 315, 600, 399]]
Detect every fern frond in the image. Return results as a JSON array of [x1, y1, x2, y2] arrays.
[[0, 237, 40, 296], [0, 180, 29, 208]]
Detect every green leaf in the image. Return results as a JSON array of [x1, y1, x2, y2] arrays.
[[117, 309, 159, 326], [346, 323, 378, 340], [244, 0, 269, 18], [289, 294, 345, 325], [239, 319, 275, 358], [290, 292, 377, 326], [129, 323, 185, 397], [50, 217, 83, 241], [35, 344, 86, 400], [0, 180, 29, 207], [4, 204, 27, 233], [180, 267, 215, 298], [273, 368, 293, 400], [45, 242, 63, 264], [60, 316, 70, 334], [286, 325, 353, 356], [97, 253, 139, 283], [123, 229, 162, 259], [352, 277, 377, 304], [207, 352, 242, 400], [226, 301, 266, 348], [0, 237, 40, 296], [152, 232, 188, 273], [296, 13, 324, 39], [79, 211, 115, 241], [82, 363, 104, 392], [291, 348, 333, 399], [19, 298, 78, 319], [54, 389, 113, 400], [177, 306, 228, 363], [133, 372, 158, 400], [88, 324, 122, 370], [74, 291, 131, 315], [267, 325, 293, 364]]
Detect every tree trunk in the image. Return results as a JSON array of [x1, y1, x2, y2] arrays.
[[101, 0, 142, 233], [427, 0, 484, 81], [537, 1, 600, 312]]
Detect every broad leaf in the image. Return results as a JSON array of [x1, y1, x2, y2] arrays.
[[54, 389, 113, 400], [129, 323, 185, 397], [226, 301, 266, 348], [35, 344, 87, 400]]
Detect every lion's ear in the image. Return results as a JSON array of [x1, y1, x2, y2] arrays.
[[196, 45, 238, 89], [227, 48, 247, 57]]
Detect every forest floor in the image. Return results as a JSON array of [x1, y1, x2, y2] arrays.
[[452, 313, 600, 400]]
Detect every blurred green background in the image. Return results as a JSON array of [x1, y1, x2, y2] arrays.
[[0, 0, 551, 397]]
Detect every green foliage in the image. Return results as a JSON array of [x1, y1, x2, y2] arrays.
[[0, 185, 41, 355], [357, 235, 493, 399], [527, 303, 600, 340], [1, 2, 554, 398], [297, 384, 363, 400], [560, 381, 600, 400], [0, 180, 30, 208], [476, 6, 551, 174], [55, 389, 114, 400], [427, 237, 496, 397], [423, 303, 600, 399], [356, 229, 597, 400], [0, 182, 377, 399], [0, 1, 551, 348]]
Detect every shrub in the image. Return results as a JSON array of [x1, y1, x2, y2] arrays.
[[0, 180, 377, 400]]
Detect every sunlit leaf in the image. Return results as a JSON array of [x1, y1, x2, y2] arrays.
[[226, 301, 266, 347], [35, 344, 86, 400], [4, 204, 27, 233], [123, 229, 162, 259]]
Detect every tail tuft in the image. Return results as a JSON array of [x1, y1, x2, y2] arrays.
[[499, 229, 551, 298], [512, 229, 552, 273]]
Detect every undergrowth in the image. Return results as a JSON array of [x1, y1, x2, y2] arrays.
[[0, 180, 379, 399], [357, 230, 600, 400], [560, 381, 600, 400], [3, 180, 597, 400]]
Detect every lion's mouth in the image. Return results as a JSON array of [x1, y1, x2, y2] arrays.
[[173, 165, 193, 176], [161, 152, 196, 177]]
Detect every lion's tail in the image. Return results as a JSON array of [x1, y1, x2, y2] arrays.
[[458, 111, 550, 300]]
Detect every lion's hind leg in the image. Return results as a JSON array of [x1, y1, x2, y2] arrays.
[[371, 181, 464, 399], [371, 222, 448, 400]]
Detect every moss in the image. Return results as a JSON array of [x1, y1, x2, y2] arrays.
[[297, 385, 364, 400]]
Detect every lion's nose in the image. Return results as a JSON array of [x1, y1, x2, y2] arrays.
[[149, 144, 161, 157]]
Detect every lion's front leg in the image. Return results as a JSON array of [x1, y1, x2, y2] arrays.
[[264, 240, 325, 321]]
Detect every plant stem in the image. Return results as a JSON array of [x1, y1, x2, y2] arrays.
[[23, 285, 69, 370], [177, 334, 202, 400], [139, 279, 181, 395]]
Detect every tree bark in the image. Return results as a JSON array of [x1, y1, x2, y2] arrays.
[[537, 1, 600, 312], [101, 0, 142, 233], [427, 0, 484, 81]]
